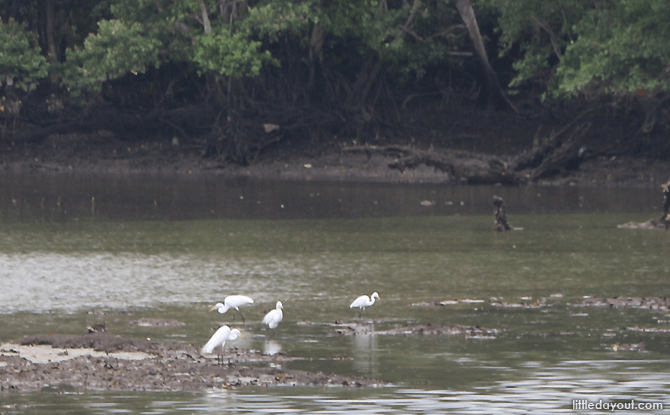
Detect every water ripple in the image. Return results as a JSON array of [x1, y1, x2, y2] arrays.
[[0, 252, 310, 313]]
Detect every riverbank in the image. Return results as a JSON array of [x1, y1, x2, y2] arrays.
[[2, 100, 670, 189], [2, 140, 670, 190]]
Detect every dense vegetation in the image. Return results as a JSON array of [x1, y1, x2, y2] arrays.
[[1, 0, 669, 163]]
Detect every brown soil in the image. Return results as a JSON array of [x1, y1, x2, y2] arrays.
[[0, 333, 386, 393], [1, 103, 670, 188], [2, 141, 667, 188], [2, 136, 668, 191]]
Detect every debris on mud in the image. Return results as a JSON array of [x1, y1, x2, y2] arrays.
[[333, 322, 502, 339], [129, 318, 187, 327], [580, 297, 670, 311], [617, 220, 664, 229], [490, 296, 562, 309], [377, 324, 502, 339], [626, 326, 670, 333], [603, 342, 646, 352], [0, 333, 387, 393], [412, 295, 564, 309], [411, 298, 485, 307]]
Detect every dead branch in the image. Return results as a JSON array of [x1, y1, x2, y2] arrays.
[[342, 145, 520, 184], [512, 108, 594, 171]]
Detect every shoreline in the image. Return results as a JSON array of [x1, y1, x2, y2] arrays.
[[1, 148, 669, 190]]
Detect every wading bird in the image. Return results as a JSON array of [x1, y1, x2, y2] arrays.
[[209, 295, 254, 324], [262, 301, 283, 337], [350, 292, 380, 320], [201, 325, 245, 365]]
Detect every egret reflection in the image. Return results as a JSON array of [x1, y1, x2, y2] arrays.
[[351, 326, 379, 378], [264, 340, 282, 356]]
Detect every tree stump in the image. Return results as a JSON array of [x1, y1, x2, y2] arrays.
[[492, 196, 511, 232], [660, 181, 670, 230]]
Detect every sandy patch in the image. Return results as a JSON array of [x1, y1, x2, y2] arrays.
[[0, 343, 153, 364]]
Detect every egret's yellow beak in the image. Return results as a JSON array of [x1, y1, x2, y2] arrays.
[[239, 333, 246, 340], [208, 305, 217, 312]]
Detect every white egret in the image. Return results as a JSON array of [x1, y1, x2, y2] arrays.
[[350, 292, 380, 320], [262, 301, 283, 337], [209, 295, 254, 324], [201, 325, 245, 365]]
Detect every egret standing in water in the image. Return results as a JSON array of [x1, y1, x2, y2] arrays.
[[201, 325, 245, 365], [262, 301, 283, 338], [350, 292, 380, 320], [209, 295, 254, 324]]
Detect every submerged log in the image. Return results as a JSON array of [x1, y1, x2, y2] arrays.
[[660, 180, 670, 229], [492, 195, 511, 232]]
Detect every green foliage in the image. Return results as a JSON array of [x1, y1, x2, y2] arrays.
[[556, 0, 670, 96], [485, 0, 588, 87], [191, 29, 276, 77], [245, 0, 316, 41], [62, 0, 289, 93], [0, 19, 48, 93], [9, 0, 670, 108], [63, 19, 162, 93], [378, 0, 464, 79], [244, 0, 464, 80], [1, 0, 468, 101], [489, 0, 670, 96]]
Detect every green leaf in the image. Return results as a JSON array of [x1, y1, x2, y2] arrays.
[[0, 19, 48, 93]]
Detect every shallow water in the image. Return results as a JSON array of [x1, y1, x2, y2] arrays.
[[1, 174, 669, 413]]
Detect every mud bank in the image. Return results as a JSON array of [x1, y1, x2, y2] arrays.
[[0, 333, 387, 393], [2, 140, 670, 189]]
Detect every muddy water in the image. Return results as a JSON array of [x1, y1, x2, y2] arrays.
[[1, 174, 669, 413]]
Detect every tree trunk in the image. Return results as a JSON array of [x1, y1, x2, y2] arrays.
[[197, 0, 212, 34], [456, 0, 516, 113], [4, 0, 19, 20], [45, 0, 59, 85], [308, 24, 325, 101], [349, 57, 382, 107]]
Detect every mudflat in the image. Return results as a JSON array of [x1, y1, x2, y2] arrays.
[[0, 333, 386, 393]]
